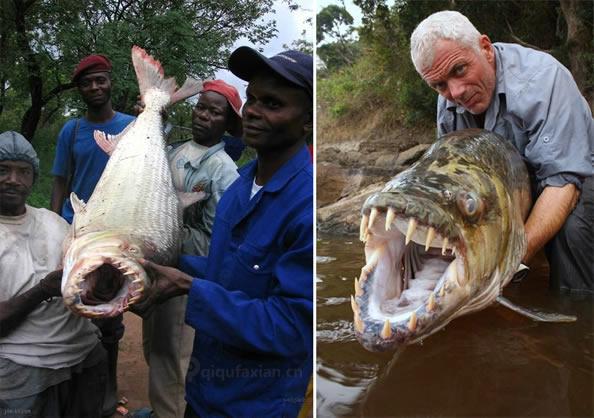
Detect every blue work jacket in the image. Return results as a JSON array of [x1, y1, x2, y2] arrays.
[[179, 145, 313, 417]]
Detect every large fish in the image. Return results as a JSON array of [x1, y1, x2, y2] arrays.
[[60, 46, 202, 318], [352, 129, 574, 352]]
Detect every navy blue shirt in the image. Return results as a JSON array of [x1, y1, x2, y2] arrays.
[[179, 145, 313, 417]]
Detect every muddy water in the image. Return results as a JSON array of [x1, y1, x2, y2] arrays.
[[316, 234, 593, 417]]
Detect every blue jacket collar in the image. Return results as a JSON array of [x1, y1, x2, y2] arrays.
[[238, 145, 310, 193]]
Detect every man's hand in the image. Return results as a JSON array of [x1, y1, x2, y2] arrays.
[[129, 259, 193, 317], [133, 94, 168, 121], [38, 269, 63, 298]]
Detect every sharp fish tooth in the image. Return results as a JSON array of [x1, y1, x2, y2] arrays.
[[350, 294, 359, 313], [405, 218, 417, 245], [368, 208, 379, 230], [354, 278, 363, 296], [425, 227, 436, 251], [452, 246, 457, 256], [362, 249, 380, 276], [450, 261, 464, 287], [441, 237, 449, 256], [427, 293, 436, 312], [385, 208, 395, 231], [381, 319, 392, 339], [354, 313, 364, 333], [360, 214, 369, 242], [408, 311, 417, 332]]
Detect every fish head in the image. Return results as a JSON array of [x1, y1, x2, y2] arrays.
[[353, 129, 530, 352], [61, 231, 156, 318]]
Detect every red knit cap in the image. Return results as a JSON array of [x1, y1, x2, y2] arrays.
[[72, 54, 112, 82], [201, 80, 242, 117]]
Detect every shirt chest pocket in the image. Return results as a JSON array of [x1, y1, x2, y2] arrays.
[[227, 242, 277, 297]]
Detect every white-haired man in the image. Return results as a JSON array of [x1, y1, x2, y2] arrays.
[[410, 10, 593, 293]]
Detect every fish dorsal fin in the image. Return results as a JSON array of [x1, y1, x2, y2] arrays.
[[131, 45, 202, 107], [93, 122, 134, 156]]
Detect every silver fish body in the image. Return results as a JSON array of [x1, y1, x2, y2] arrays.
[[353, 129, 532, 351]]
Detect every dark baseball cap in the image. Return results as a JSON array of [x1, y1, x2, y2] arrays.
[[228, 47, 313, 97]]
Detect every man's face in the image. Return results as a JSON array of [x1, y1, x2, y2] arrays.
[[192, 91, 230, 146], [421, 35, 496, 115], [242, 73, 312, 152], [77, 71, 112, 109], [0, 160, 34, 216]]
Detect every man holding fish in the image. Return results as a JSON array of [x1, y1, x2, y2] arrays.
[[138, 46, 314, 417], [410, 11, 593, 293], [137, 80, 245, 418]]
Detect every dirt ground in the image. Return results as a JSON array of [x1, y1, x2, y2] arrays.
[[111, 313, 150, 416]]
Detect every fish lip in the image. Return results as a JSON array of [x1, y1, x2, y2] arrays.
[[354, 195, 467, 351], [63, 254, 147, 317]]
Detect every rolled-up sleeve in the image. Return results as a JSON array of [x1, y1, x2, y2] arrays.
[[522, 65, 592, 192]]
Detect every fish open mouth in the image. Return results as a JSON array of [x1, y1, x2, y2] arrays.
[[353, 196, 467, 351], [62, 256, 146, 318]]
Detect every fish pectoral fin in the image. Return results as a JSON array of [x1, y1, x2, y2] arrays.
[[93, 122, 134, 156], [177, 191, 206, 209], [496, 296, 577, 323], [70, 192, 86, 214]]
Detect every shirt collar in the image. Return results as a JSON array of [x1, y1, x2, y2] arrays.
[[238, 145, 310, 193]]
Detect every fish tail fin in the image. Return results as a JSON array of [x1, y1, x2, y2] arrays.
[[131, 45, 202, 107]]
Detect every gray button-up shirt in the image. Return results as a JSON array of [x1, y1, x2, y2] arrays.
[[437, 42, 593, 193]]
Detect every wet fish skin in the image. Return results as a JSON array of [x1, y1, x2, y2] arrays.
[[61, 46, 202, 318], [354, 129, 532, 351]]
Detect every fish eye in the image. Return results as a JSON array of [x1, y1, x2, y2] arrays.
[[456, 190, 483, 221]]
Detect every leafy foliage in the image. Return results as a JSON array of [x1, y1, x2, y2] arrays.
[[0, 0, 279, 141], [316, 4, 360, 74]]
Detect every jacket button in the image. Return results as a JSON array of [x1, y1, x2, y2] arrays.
[[253, 264, 260, 270]]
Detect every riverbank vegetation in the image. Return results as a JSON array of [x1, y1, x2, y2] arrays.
[[317, 0, 593, 138]]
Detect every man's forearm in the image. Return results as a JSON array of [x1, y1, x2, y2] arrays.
[[0, 285, 52, 338], [523, 184, 579, 263], [50, 176, 67, 214]]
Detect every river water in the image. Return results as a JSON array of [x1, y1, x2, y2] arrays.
[[316, 234, 593, 417]]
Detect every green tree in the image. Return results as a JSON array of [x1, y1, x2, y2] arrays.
[[316, 3, 359, 73], [0, 0, 278, 142]]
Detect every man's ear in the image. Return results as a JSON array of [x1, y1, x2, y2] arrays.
[[479, 34, 494, 63], [303, 111, 313, 137]]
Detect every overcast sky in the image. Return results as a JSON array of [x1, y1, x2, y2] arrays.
[[215, 0, 314, 101]]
